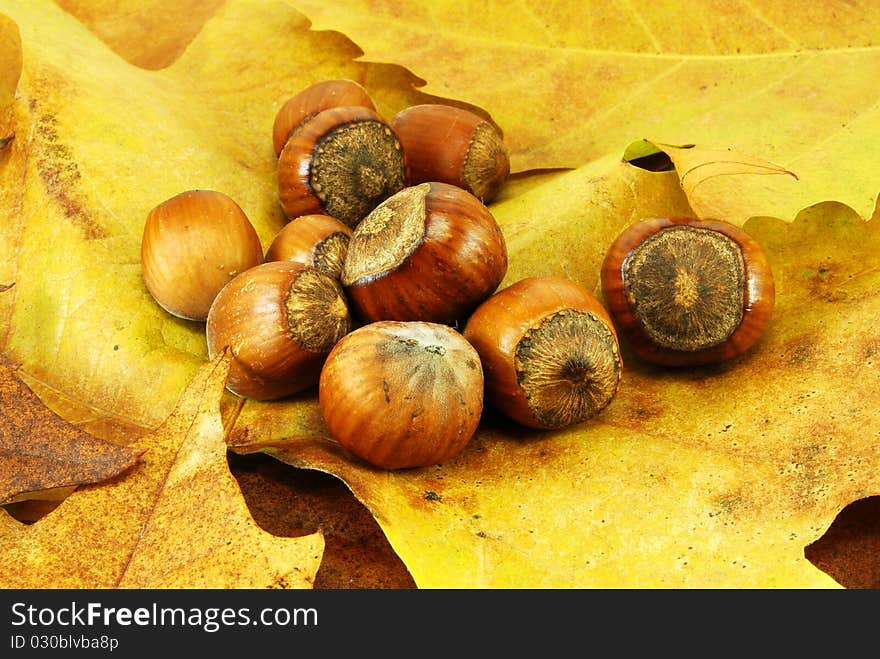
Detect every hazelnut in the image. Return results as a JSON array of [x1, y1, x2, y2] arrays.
[[277, 105, 408, 228], [390, 103, 510, 203], [264, 214, 352, 280], [272, 79, 377, 157], [319, 320, 484, 469], [140, 189, 263, 322], [341, 182, 508, 326], [600, 217, 775, 366], [206, 260, 351, 400], [463, 276, 622, 430]]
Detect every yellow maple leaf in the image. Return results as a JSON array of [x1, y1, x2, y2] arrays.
[[2, 0, 878, 589], [290, 0, 880, 222], [238, 167, 880, 587]]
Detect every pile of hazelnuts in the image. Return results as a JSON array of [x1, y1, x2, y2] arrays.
[[141, 79, 775, 471]]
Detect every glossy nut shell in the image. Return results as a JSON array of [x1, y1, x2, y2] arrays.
[[141, 189, 263, 321], [341, 181, 508, 326], [264, 214, 353, 280], [272, 79, 376, 156], [600, 216, 775, 366], [206, 260, 351, 400], [390, 104, 510, 203], [463, 276, 622, 430], [277, 105, 407, 228], [319, 320, 484, 470]]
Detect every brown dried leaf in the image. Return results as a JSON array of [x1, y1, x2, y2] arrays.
[[0, 352, 142, 504], [0, 351, 324, 588], [53, 0, 225, 70]]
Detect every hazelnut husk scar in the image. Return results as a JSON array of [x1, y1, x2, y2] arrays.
[[463, 276, 622, 430], [601, 216, 775, 366], [341, 182, 508, 326], [265, 213, 352, 280], [390, 103, 510, 203], [277, 106, 407, 228], [206, 261, 351, 401]]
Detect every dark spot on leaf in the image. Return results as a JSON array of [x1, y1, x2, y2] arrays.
[[783, 335, 814, 367], [799, 262, 849, 303], [31, 90, 107, 240]]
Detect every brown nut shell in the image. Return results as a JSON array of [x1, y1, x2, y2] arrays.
[[390, 104, 510, 203], [272, 79, 376, 156], [463, 276, 622, 430], [600, 216, 775, 366], [264, 214, 353, 280], [341, 181, 508, 326], [206, 260, 351, 400], [141, 189, 263, 321], [277, 105, 407, 228], [319, 320, 484, 470]]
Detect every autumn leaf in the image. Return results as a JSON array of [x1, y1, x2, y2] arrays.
[[0, 351, 324, 588], [0, 0, 878, 589], [232, 166, 880, 587], [290, 0, 880, 223], [0, 11, 19, 144], [0, 351, 142, 504], [229, 451, 417, 588], [624, 140, 800, 226], [0, 0, 440, 435], [53, 0, 226, 70]]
